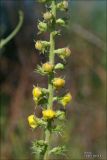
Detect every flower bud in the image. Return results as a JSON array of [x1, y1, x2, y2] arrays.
[[35, 41, 43, 51], [37, 21, 47, 32], [57, 1, 68, 11], [56, 18, 65, 26], [53, 78, 65, 89], [35, 40, 50, 52], [55, 47, 71, 60], [32, 86, 42, 98], [63, 0, 68, 9], [55, 63, 64, 70], [42, 62, 53, 73], [28, 115, 38, 128], [60, 93, 72, 106], [42, 109, 56, 119], [43, 12, 53, 21]]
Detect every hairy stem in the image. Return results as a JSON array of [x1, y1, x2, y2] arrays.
[[48, 32, 55, 108], [44, 1, 56, 160]]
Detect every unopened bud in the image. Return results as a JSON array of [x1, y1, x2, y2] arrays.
[[32, 86, 42, 98], [38, 21, 47, 32], [55, 63, 64, 70], [55, 110, 65, 120], [35, 40, 50, 51], [55, 47, 71, 60], [56, 18, 65, 26], [63, 0, 68, 9], [53, 78, 65, 89], [35, 41, 43, 51], [43, 12, 53, 21], [57, 1, 68, 11]]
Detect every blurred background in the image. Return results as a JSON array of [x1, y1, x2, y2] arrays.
[[0, 0, 106, 159]]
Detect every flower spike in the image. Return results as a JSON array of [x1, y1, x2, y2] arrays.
[[28, 1, 72, 159]]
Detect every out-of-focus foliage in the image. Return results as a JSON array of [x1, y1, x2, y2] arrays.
[[0, 0, 106, 159], [0, 11, 24, 49]]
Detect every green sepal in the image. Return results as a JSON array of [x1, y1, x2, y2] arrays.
[[54, 47, 71, 61], [35, 64, 47, 75], [52, 125, 63, 133], [55, 110, 65, 120], [42, 88, 49, 94], [37, 118, 47, 128], [35, 40, 50, 54], [37, 95, 48, 106], [33, 87, 49, 106], [40, 41, 50, 54], [35, 64, 54, 76], [54, 63, 64, 70], [52, 30, 61, 36]]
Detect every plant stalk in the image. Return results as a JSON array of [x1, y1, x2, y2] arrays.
[[44, 1, 56, 160], [0, 11, 24, 49]]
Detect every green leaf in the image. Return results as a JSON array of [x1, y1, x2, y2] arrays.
[[49, 146, 66, 156], [32, 140, 48, 159], [52, 125, 63, 133], [37, 118, 47, 128]]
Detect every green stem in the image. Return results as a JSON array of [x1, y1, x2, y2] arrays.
[[44, 121, 51, 160], [48, 0, 56, 109], [48, 32, 55, 108], [44, 1, 56, 160], [0, 11, 24, 49]]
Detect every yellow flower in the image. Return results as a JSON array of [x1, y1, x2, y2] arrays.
[[32, 87, 42, 98], [35, 41, 43, 50], [53, 78, 65, 89], [42, 62, 53, 73], [60, 93, 72, 106], [28, 115, 38, 128], [42, 109, 56, 119]]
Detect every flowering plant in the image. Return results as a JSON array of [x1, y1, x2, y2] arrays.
[[28, 0, 72, 159]]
